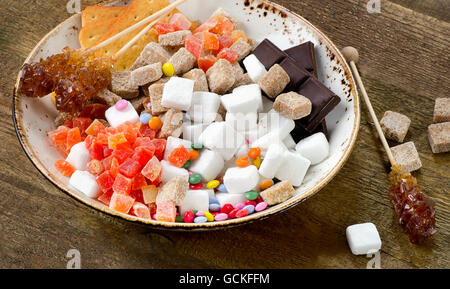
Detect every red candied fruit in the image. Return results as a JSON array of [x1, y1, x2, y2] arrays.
[[156, 201, 177, 222], [112, 143, 134, 164], [210, 15, 234, 35], [88, 140, 104, 160], [139, 124, 157, 139], [48, 126, 70, 157], [54, 159, 75, 177], [117, 122, 138, 144], [85, 119, 105, 136], [109, 193, 135, 213], [169, 13, 192, 30], [194, 17, 219, 34], [132, 146, 155, 166], [198, 55, 217, 73], [132, 173, 147, 191], [72, 117, 92, 137], [185, 35, 204, 59], [151, 139, 166, 160], [98, 190, 113, 206], [119, 158, 142, 178], [133, 137, 155, 150], [109, 157, 120, 177], [141, 156, 162, 182], [131, 202, 151, 219], [66, 127, 82, 151], [155, 22, 176, 35], [168, 146, 190, 167], [87, 159, 104, 175], [214, 35, 234, 54], [96, 171, 115, 193], [112, 173, 132, 195], [217, 48, 239, 63], [202, 31, 219, 50]]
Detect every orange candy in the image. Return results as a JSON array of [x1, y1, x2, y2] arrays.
[[189, 150, 200, 161], [259, 180, 273, 191], [248, 147, 261, 159], [235, 156, 250, 167], [148, 117, 163, 130]]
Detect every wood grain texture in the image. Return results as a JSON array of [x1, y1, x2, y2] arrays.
[[0, 0, 448, 269]]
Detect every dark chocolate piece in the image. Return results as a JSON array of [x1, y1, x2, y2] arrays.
[[278, 57, 310, 91], [251, 39, 286, 69], [291, 120, 328, 143], [284, 42, 318, 77]]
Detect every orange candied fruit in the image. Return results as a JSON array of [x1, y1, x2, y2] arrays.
[[85, 119, 106, 136], [148, 117, 163, 130], [231, 30, 247, 42], [54, 159, 75, 177], [235, 156, 250, 168]]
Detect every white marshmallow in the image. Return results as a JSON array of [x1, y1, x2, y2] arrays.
[[69, 170, 100, 198], [215, 193, 248, 207], [346, 223, 382, 255], [275, 150, 311, 186], [225, 112, 258, 132], [105, 101, 139, 127], [223, 166, 259, 194], [179, 190, 210, 215], [161, 76, 194, 111], [243, 54, 267, 83], [65, 142, 90, 171], [221, 84, 262, 113], [259, 143, 286, 179], [258, 109, 295, 140], [251, 131, 287, 156], [189, 149, 224, 182], [295, 132, 329, 165], [182, 122, 207, 143], [160, 160, 189, 183], [198, 122, 245, 161], [283, 134, 297, 150], [186, 91, 220, 124], [163, 136, 192, 160]]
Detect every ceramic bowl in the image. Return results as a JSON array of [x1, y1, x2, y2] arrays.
[[13, 0, 360, 230]]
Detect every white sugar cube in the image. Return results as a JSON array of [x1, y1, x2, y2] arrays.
[[346, 223, 382, 255], [296, 132, 329, 165], [69, 170, 100, 198], [251, 131, 287, 156], [186, 91, 220, 124], [180, 190, 210, 215], [221, 84, 263, 113], [225, 112, 258, 132], [215, 193, 247, 207], [105, 101, 139, 127], [65, 142, 90, 171], [259, 143, 286, 179], [164, 136, 192, 160], [161, 76, 194, 111], [160, 160, 189, 183], [283, 134, 297, 150], [275, 151, 311, 186], [243, 54, 267, 83], [189, 149, 224, 182], [258, 109, 295, 140], [198, 122, 245, 161], [223, 166, 259, 194], [182, 122, 207, 143], [233, 84, 263, 112]]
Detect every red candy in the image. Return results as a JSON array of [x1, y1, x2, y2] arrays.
[[169, 13, 191, 30], [54, 159, 75, 177], [131, 202, 151, 219], [112, 143, 134, 164], [198, 55, 217, 73], [189, 183, 203, 190], [96, 171, 115, 193], [236, 209, 249, 218], [228, 209, 239, 219], [98, 190, 113, 206], [220, 203, 234, 214], [141, 156, 162, 182], [184, 211, 195, 223], [66, 127, 82, 151], [109, 193, 135, 213], [87, 159, 105, 175], [245, 200, 257, 207], [151, 139, 166, 160]]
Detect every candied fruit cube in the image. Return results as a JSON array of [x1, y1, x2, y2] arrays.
[[132, 146, 155, 166], [139, 124, 157, 139], [103, 146, 113, 158], [108, 133, 128, 150], [202, 31, 219, 50], [102, 155, 113, 170], [119, 158, 142, 178], [66, 127, 82, 151], [98, 190, 113, 206], [117, 122, 138, 144], [217, 48, 239, 63], [231, 30, 247, 42], [87, 159, 105, 175], [185, 35, 204, 59], [156, 201, 177, 222], [194, 17, 219, 34], [109, 157, 120, 178], [142, 185, 158, 204], [85, 119, 106, 136], [131, 202, 151, 219], [96, 171, 115, 193], [72, 117, 92, 136], [85, 135, 94, 149], [88, 141, 104, 160], [95, 132, 108, 145], [132, 173, 148, 191], [215, 35, 234, 54], [112, 143, 134, 164], [141, 156, 162, 182], [105, 126, 118, 136], [151, 139, 167, 160], [54, 159, 75, 177], [198, 55, 217, 73], [112, 173, 132, 195], [168, 145, 190, 167], [169, 13, 192, 30], [109, 192, 135, 213], [155, 22, 176, 35], [210, 15, 234, 35], [129, 189, 145, 204]]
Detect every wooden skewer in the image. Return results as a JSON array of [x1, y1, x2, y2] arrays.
[[342, 46, 397, 166]]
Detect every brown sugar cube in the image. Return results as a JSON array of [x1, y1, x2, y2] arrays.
[[428, 122, 450, 153], [273, 92, 312, 120], [258, 64, 291, 99], [231, 73, 254, 90], [158, 108, 183, 139], [148, 83, 169, 115], [230, 38, 252, 61], [260, 180, 296, 206], [130, 95, 147, 114], [159, 30, 192, 47], [156, 176, 188, 206], [206, 59, 236, 94], [380, 111, 411, 143], [94, 89, 121, 106], [182, 69, 209, 92], [391, 141, 422, 173], [433, 98, 450, 123], [130, 42, 171, 70], [110, 71, 139, 99], [168, 47, 197, 75], [130, 62, 163, 87]]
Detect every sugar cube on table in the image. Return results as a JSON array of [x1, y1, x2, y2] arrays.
[[105, 100, 139, 127], [206, 59, 236, 95], [160, 160, 189, 183], [130, 62, 163, 87], [161, 77, 194, 111], [380, 111, 411, 143], [346, 223, 382, 255], [110, 71, 139, 99], [260, 180, 295, 205], [156, 176, 188, 206], [258, 109, 295, 140], [69, 170, 100, 198], [225, 112, 258, 132], [186, 91, 221, 124], [198, 122, 246, 161], [189, 149, 224, 182], [163, 136, 192, 160], [428, 122, 450, 153], [223, 166, 259, 194], [179, 190, 210, 215], [259, 143, 286, 179], [273, 92, 312, 120], [182, 122, 207, 143], [275, 151, 311, 187], [168, 47, 197, 75], [433, 98, 450, 123], [390, 141, 422, 172], [215, 193, 248, 207], [65, 142, 90, 171], [295, 132, 329, 165], [258, 64, 290, 99], [183, 69, 209, 92], [243, 54, 268, 83]]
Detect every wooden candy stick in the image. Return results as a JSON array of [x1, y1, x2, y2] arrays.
[[342, 46, 397, 166]]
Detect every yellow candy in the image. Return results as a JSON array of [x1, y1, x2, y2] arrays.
[[51, 92, 56, 106], [206, 180, 220, 189], [162, 62, 175, 77], [204, 212, 214, 222], [252, 156, 261, 169]]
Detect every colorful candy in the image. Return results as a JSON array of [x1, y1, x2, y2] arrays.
[[191, 143, 204, 150], [139, 113, 152, 124], [217, 184, 227, 193], [194, 216, 207, 223], [148, 116, 163, 130], [206, 180, 220, 189], [245, 190, 258, 201], [162, 62, 175, 77], [214, 213, 228, 221], [220, 203, 234, 214], [189, 173, 202, 185], [255, 202, 268, 212], [115, 99, 128, 111], [203, 211, 215, 222]]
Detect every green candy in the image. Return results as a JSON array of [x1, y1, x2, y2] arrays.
[[192, 209, 198, 215], [189, 173, 202, 185], [191, 143, 204, 151], [182, 160, 191, 168], [175, 215, 185, 223], [245, 190, 259, 201]]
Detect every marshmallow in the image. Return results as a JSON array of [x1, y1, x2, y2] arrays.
[[186, 91, 220, 124], [225, 112, 258, 132], [66, 142, 90, 171], [198, 122, 246, 161], [258, 109, 295, 140], [105, 101, 139, 127], [179, 190, 210, 215], [223, 166, 259, 194], [160, 160, 189, 183], [259, 143, 286, 179], [221, 84, 263, 113], [275, 151, 311, 186], [161, 76, 194, 111], [346, 223, 382, 255], [243, 54, 267, 83], [215, 193, 248, 207], [283, 134, 297, 150], [182, 122, 207, 143], [189, 149, 224, 182], [69, 170, 100, 198], [163, 136, 192, 160], [296, 132, 329, 165]]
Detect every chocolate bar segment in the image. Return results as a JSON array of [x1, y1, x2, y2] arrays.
[[251, 39, 286, 69], [284, 42, 318, 77], [291, 120, 328, 143], [278, 57, 310, 91]]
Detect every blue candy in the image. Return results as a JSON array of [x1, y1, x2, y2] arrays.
[[209, 203, 221, 212], [217, 184, 227, 193], [243, 204, 255, 214], [209, 196, 219, 205], [140, 112, 152, 124], [194, 216, 208, 223]]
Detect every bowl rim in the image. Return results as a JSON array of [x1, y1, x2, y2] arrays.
[[12, 0, 360, 231]]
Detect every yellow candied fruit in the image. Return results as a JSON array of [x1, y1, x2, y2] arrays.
[[162, 62, 175, 77]]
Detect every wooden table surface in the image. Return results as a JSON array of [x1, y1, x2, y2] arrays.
[[0, 0, 448, 269]]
